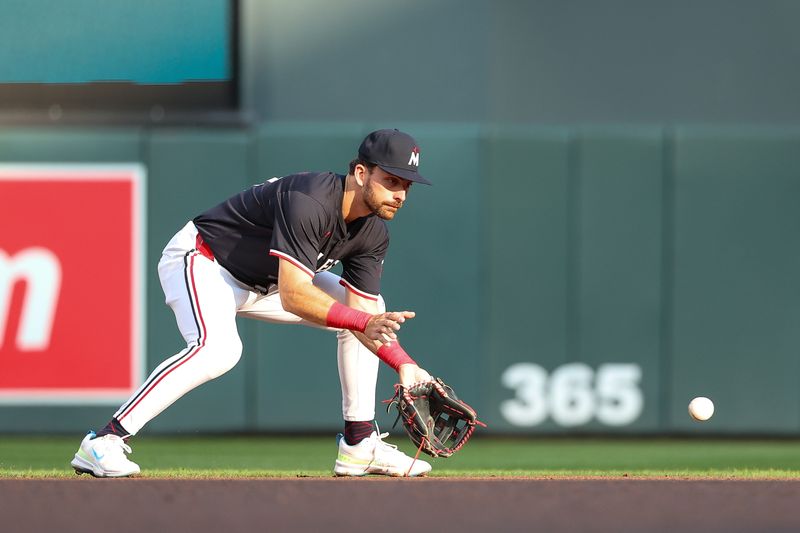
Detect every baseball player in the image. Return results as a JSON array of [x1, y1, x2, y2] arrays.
[[71, 129, 435, 477]]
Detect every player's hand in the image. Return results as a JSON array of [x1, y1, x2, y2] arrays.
[[398, 363, 432, 387], [364, 311, 415, 342]]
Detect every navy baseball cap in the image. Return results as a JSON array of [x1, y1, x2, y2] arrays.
[[358, 129, 432, 185]]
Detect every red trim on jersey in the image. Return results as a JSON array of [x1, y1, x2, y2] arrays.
[[269, 250, 315, 278], [339, 279, 379, 301], [118, 252, 207, 423]]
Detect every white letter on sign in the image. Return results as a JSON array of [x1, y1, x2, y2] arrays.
[[0, 248, 62, 351]]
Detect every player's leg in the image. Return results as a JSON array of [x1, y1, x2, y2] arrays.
[[316, 276, 430, 476], [236, 271, 379, 424], [72, 222, 248, 477], [312, 273, 380, 428], [111, 247, 245, 435], [237, 271, 430, 476]]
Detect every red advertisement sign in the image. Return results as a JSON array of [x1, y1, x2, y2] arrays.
[[0, 165, 145, 403]]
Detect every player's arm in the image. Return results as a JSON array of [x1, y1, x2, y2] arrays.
[[276, 258, 414, 342], [344, 282, 432, 387]]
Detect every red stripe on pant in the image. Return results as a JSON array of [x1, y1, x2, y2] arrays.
[[118, 252, 207, 423]]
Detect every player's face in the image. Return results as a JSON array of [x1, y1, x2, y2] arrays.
[[363, 167, 412, 220]]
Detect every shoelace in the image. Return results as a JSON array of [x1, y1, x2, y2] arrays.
[[354, 432, 399, 475], [373, 432, 398, 453], [371, 432, 421, 478], [99, 435, 133, 456]]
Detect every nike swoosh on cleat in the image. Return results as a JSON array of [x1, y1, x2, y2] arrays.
[[92, 449, 105, 461]]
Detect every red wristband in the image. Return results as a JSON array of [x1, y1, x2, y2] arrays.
[[376, 342, 417, 372], [326, 301, 371, 332]]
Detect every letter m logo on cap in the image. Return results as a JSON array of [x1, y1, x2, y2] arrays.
[[408, 146, 420, 167]]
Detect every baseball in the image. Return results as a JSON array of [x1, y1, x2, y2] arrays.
[[688, 397, 714, 421]]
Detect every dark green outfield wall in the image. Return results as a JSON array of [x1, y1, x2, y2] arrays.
[[242, 0, 800, 125], [1, 124, 799, 435]]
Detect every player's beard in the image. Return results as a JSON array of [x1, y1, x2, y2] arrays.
[[363, 181, 402, 220]]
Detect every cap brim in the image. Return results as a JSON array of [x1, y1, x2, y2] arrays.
[[376, 164, 432, 185]]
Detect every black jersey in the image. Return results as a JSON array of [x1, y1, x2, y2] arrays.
[[193, 172, 389, 300]]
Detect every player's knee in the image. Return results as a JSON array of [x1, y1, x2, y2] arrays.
[[201, 337, 243, 379]]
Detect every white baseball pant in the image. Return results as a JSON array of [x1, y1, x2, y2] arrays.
[[113, 221, 381, 434]]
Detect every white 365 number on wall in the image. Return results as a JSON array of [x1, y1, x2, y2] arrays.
[[500, 363, 643, 427]]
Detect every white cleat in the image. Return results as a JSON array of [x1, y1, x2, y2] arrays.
[[334, 431, 432, 477], [71, 431, 140, 478]]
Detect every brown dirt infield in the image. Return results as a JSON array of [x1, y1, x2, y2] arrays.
[[2, 478, 799, 532]]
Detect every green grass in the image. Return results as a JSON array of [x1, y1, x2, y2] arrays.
[[2, 435, 800, 479]]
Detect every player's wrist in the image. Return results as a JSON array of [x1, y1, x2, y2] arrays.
[[326, 301, 371, 332], [377, 342, 417, 372]]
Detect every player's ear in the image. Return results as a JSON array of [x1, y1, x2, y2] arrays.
[[354, 164, 368, 187]]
